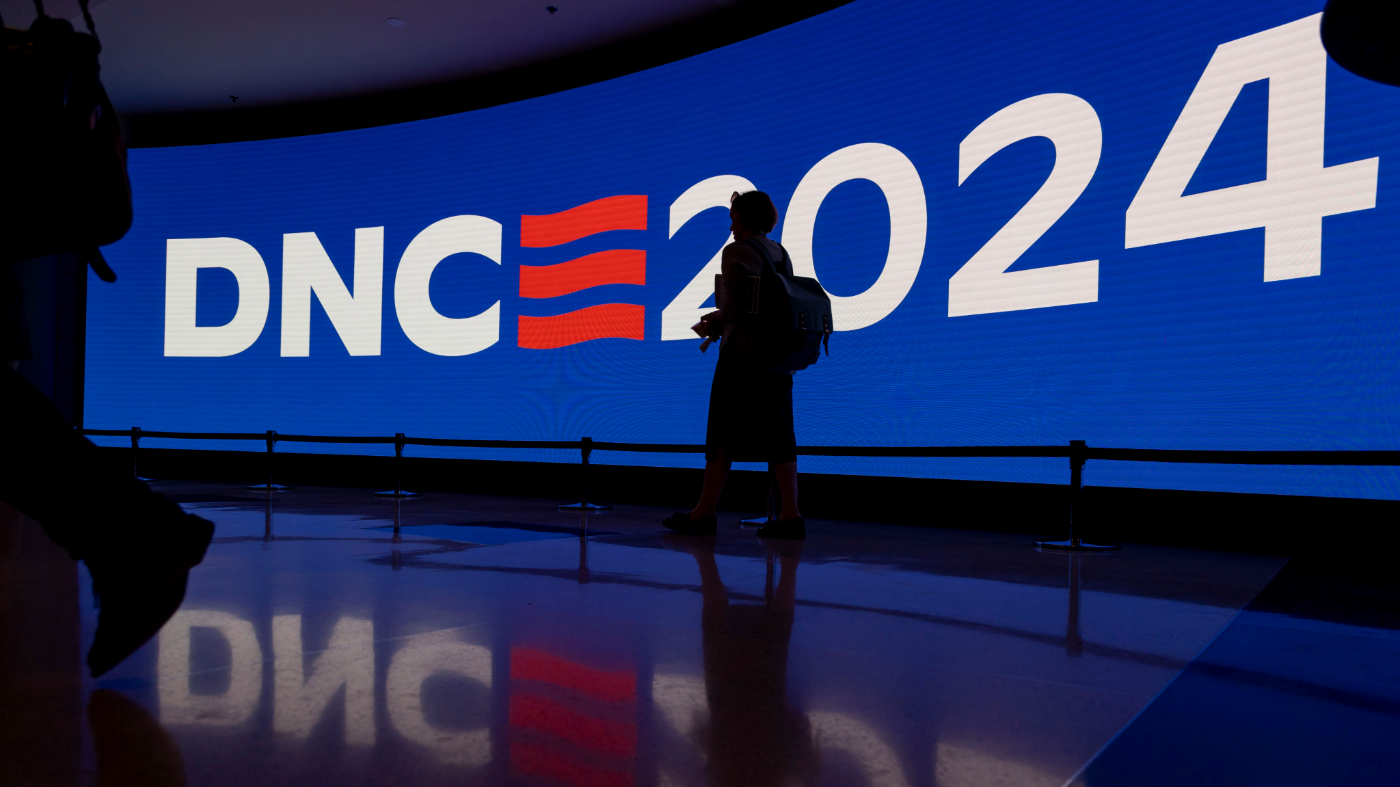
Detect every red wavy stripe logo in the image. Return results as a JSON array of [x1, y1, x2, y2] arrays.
[[520, 249, 646, 299], [518, 304, 645, 349], [521, 195, 648, 247], [509, 742, 633, 787], [509, 694, 637, 757], [510, 648, 636, 702]]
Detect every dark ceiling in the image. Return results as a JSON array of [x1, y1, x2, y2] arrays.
[[2, 0, 852, 146]]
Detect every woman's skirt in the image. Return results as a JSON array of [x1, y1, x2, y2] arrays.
[[704, 345, 797, 464]]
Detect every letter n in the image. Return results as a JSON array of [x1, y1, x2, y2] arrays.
[[273, 615, 375, 745], [280, 229, 384, 356]]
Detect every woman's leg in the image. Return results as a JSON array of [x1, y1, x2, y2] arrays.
[[774, 461, 800, 520], [691, 446, 731, 519], [772, 540, 803, 612]]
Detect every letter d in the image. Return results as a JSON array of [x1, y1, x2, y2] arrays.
[[164, 238, 270, 357]]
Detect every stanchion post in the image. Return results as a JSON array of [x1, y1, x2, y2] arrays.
[[1035, 440, 1119, 551], [578, 529, 590, 584], [582, 437, 591, 508], [375, 433, 422, 498], [1065, 554, 1084, 657], [131, 426, 155, 483], [741, 467, 780, 527], [1070, 440, 1083, 533], [247, 430, 293, 491], [388, 499, 403, 568], [559, 436, 611, 511]]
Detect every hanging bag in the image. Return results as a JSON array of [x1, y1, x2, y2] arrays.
[[1, 0, 128, 280], [739, 237, 832, 372]]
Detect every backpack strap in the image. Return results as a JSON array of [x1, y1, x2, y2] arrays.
[[740, 236, 789, 276], [738, 236, 770, 272]]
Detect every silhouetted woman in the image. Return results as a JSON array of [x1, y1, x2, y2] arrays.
[[663, 191, 805, 539]]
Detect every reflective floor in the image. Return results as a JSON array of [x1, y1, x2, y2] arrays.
[[1, 481, 1395, 786]]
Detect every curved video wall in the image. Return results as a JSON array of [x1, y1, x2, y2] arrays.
[[86, 0, 1400, 498]]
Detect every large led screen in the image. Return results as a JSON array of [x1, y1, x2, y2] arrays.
[[86, 0, 1400, 499]]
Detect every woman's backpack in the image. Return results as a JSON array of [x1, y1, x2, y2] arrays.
[[740, 237, 833, 372], [1, 1, 128, 280]]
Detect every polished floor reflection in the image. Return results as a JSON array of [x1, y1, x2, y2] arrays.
[[2, 481, 1394, 786]]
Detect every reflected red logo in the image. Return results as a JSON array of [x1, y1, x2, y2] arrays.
[[509, 647, 637, 786], [518, 196, 649, 349]]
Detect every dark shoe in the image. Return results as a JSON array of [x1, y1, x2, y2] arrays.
[[662, 511, 717, 535], [757, 516, 805, 540], [87, 514, 215, 677], [662, 532, 717, 556]]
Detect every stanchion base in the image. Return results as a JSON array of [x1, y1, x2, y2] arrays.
[[135, 476, 157, 483], [374, 490, 422, 498], [559, 502, 612, 511], [1034, 538, 1120, 552], [738, 517, 772, 528], [247, 483, 294, 491]]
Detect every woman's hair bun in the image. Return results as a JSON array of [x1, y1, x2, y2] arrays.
[[732, 191, 778, 234]]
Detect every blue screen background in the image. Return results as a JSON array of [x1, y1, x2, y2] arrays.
[[86, 0, 1400, 499]]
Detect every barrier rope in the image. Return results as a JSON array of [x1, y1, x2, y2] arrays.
[[86, 427, 1400, 552], [79, 428, 1400, 464]]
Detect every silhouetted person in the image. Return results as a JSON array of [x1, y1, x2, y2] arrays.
[[663, 191, 805, 539], [2, 11, 215, 678], [0, 269, 28, 371], [0, 364, 214, 676], [668, 534, 817, 786]]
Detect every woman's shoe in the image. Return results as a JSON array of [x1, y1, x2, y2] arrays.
[[661, 533, 718, 556], [662, 511, 717, 535], [756, 516, 805, 540]]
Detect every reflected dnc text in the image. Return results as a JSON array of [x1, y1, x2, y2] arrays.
[[153, 609, 982, 786]]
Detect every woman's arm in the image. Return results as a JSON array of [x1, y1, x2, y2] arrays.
[[693, 310, 722, 339], [717, 242, 762, 323], [693, 241, 764, 343]]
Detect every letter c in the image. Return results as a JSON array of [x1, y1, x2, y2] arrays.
[[386, 630, 493, 766], [394, 216, 502, 356]]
